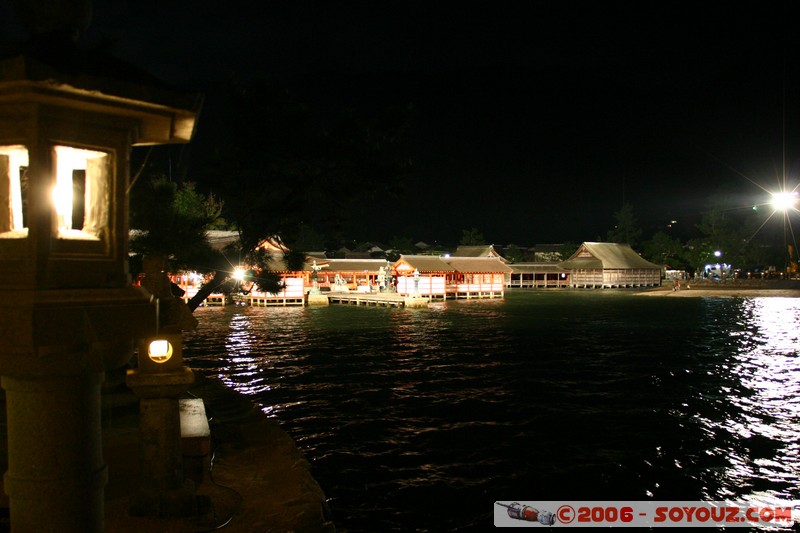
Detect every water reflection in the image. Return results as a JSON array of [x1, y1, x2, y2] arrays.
[[181, 293, 800, 530], [696, 298, 800, 501], [218, 312, 266, 395]]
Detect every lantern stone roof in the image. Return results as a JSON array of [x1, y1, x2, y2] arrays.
[[0, 52, 200, 145], [559, 242, 661, 270]]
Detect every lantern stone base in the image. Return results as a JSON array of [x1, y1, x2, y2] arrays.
[[102, 373, 337, 532], [126, 367, 199, 518], [0, 287, 154, 532], [128, 479, 198, 519], [2, 372, 107, 533]]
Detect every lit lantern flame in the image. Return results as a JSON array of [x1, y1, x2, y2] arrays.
[[147, 339, 173, 363]]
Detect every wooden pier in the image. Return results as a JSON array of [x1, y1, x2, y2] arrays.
[[195, 294, 306, 307], [199, 289, 501, 309], [203, 294, 228, 306], [328, 292, 405, 307], [326, 292, 429, 308], [248, 295, 306, 307]]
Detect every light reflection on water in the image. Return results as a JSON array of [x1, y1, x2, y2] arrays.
[[219, 312, 267, 395], [702, 298, 800, 502], [183, 292, 800, 531]]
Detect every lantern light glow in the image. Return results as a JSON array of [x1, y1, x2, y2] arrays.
[[147, 339, 173, 363], [54, 146, 106, 234]]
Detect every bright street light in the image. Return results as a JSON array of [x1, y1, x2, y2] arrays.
[[770, 191, 798, 212]]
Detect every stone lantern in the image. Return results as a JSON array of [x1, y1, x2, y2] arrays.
[[0, 43, 198, 533], [125, 256, 199, 518], [126, 329, 197, 518]]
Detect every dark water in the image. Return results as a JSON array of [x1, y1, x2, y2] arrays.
[[183, 291, 800, 531]]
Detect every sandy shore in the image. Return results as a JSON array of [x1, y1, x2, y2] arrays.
[[637, 282, 800, 298]]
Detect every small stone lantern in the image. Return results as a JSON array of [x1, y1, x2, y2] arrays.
[[126, 255, 199, 517], [126, 330, 197, 517], [0, 48, 198, 532]]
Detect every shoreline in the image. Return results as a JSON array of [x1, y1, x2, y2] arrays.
[[636, 281, 800, 298], [101, 373, 335, 532]]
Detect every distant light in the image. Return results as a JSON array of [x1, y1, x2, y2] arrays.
[[443, 253, 451, 258], [770, 191, 798, 212], [714, 250, 722, 257], [232, 267, 246, 281]]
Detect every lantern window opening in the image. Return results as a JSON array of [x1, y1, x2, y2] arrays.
[[0, 144, 30, 239], [147, 338, 173, 364], [53, 145, 108, 241]]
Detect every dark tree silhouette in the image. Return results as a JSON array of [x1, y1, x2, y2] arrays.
[[130, 78, 413, 310], [195, 79, 413, 251], [606, 203, 642, 247]]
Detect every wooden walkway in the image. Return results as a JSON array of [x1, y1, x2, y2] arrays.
[[325, 291, 439, 308], [327, 292, 407, 307], [248, 296, 305, 307], [201, 290, 504, 308], [203, 294, 228, 306], [197, 294, 306, 307]]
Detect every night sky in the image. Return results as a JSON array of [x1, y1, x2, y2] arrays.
[[3, 1, 799, 245]]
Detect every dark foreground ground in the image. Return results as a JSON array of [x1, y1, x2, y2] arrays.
[[1, 372, 335, 532]]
